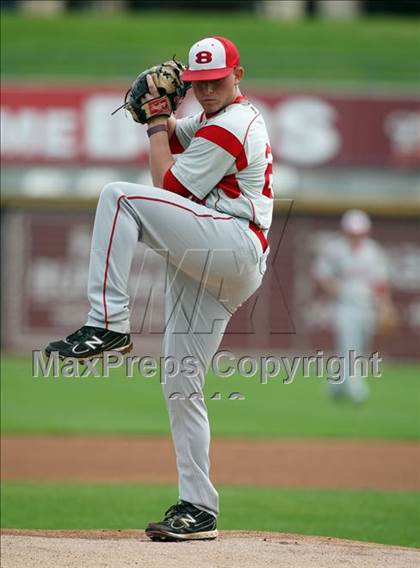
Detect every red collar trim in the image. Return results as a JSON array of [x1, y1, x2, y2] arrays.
[[205, 95, 247, 118]]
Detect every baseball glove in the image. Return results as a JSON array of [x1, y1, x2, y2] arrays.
[[112, 58, 191, 124]]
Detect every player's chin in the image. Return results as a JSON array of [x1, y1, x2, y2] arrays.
[[200, 100, 221, 114]]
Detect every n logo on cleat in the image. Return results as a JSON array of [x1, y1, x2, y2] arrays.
[[170, 514, 196, 529], [85, 336, 103, 349], [72, 335, 103, 355]]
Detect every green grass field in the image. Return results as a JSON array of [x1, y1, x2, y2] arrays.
[[2, 356, 419, 546], [2, 12, 419, 86], [2, 483, 420, 548], [2, 356, 419, 439]]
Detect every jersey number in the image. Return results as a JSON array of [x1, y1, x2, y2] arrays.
[[195, 51, 213, 64], [262, 144, 273, 198]]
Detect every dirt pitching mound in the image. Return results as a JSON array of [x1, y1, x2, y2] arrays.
[[2, 530, 418, 568]]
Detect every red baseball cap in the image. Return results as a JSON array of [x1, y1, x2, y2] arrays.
[[181, 36, 240, 81]]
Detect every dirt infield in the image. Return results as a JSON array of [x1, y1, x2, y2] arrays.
[[1, 530, 419, 568], [2, 435, 420, 489], [3, 436, 420, 566]]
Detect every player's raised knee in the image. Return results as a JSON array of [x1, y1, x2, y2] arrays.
[[100, 181, 127, 201]]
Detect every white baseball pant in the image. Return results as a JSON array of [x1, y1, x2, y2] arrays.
[[85, 181, 268, 516], [329, 304, 375, 403]]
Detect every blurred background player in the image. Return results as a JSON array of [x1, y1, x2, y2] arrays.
[[313, 209, 399, 403]]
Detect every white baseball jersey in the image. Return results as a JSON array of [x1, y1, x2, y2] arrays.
[[314, 236, 389, 309], [167, 96, 273, 232]]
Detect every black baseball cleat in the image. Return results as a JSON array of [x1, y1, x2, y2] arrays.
[[145, 500, 218, 541], [45, 325, 132, 361]]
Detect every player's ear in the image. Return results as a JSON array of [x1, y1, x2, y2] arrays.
[[233, 66, 244, 85]]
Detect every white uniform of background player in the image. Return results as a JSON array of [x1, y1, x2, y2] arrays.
[[46, 36, 273, 537], [313, 210, 396, 403]]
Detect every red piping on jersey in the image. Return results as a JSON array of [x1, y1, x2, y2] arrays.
[[169, 131, 184, 154], [243, 112, 260, 144], [102, 194, 233, 328], [163, 168, 193, 198]]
